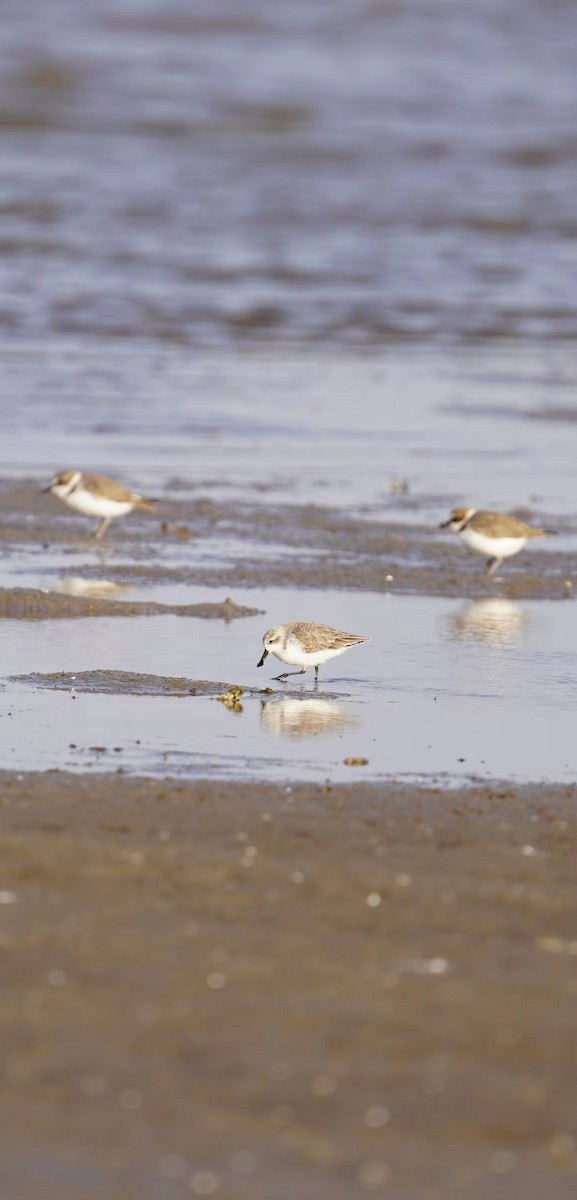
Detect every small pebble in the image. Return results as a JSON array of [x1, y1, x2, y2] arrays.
[[311, 1074, 338, 1096], [365, 1105, 391, 1128], [189, 1170, 221, 1194], [206, 972, 227, 990], [490, 1150, 516, 1174], [47, 969, 67, 987], [158, 1154, 188, 1179], [81, 1074, 109, 1097], [358, 1160, 391, 1188], [548, 1133, 577, 1168]]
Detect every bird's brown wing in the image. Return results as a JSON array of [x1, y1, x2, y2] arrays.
[[471, 510, 547, 538], [289, 622, 370, 653], [82, 473, 154, 507]]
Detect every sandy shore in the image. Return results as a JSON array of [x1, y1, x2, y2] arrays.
[[1, 771, 576, 1199]]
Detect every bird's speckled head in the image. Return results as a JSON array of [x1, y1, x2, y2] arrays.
[[257, 624, 287, 668], [263, 625, 285, 651]]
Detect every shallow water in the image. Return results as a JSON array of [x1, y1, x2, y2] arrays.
[[1, 0, 577, 793], [1, 345, 577, 527], [0, 346, 575, 789], [3, 589, 576, 782], [2, 0, 577, 345]]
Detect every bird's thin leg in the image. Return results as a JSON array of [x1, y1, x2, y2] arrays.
[[95, 516, 112, 540], [314, 665, 319, 682], [274, 668, 308, 681], [486, 556, 502, 577]]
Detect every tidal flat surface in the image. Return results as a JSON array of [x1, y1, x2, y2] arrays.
[[2, 590, 577, 784], [0, 345, 576, 785], [2, 0, 577, 1192], [0, 347, 574, 1200]]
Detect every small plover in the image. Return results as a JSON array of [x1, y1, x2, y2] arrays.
[[440, 506, 554, 575], [257, 620, 369, 681], [45, 471, 156, 539]]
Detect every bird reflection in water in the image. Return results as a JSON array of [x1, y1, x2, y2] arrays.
[[446, 598, 526, 647], [57, 577, 129, 598], [261, 697, 358, 739]]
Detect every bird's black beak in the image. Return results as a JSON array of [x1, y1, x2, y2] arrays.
[[439, 518, 452, 529], [42, 484, 53, 494], [257, 649, 268, 668]]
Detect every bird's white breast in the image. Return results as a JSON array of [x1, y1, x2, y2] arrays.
[[459, 526, 525, 560], [274, 638, 347, 668], [58, 488, 134, 518]]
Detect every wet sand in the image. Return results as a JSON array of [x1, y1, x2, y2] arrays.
[[0, 771, 576, 1199], [0, 588, 260, 621], [0, 481, 573, 602], [2, 0, 577, 1190], [0, 377, 575, 1194]]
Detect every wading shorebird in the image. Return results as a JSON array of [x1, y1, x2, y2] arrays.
[[45, 470, 156, 539], [440, 506, 554, 576], [257, 620, 370, 682]]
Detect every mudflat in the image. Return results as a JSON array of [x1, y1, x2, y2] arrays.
[[0, 479, 572, 602], [1, 770, 576, 1199], [2, 1, 577, 1192]]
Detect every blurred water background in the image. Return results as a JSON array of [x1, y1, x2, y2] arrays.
[[0, 0, 576, 350]]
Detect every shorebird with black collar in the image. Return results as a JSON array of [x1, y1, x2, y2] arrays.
[[45, 470, 156, 539], [440, 506, 554, 575]]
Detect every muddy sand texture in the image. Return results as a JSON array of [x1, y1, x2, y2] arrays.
[[12, 671, 277, 701], [0, 481, 573, 600], [0, 772, 576, 1200], [12, 670, 234, 696], [0, 589, 260, 621]]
